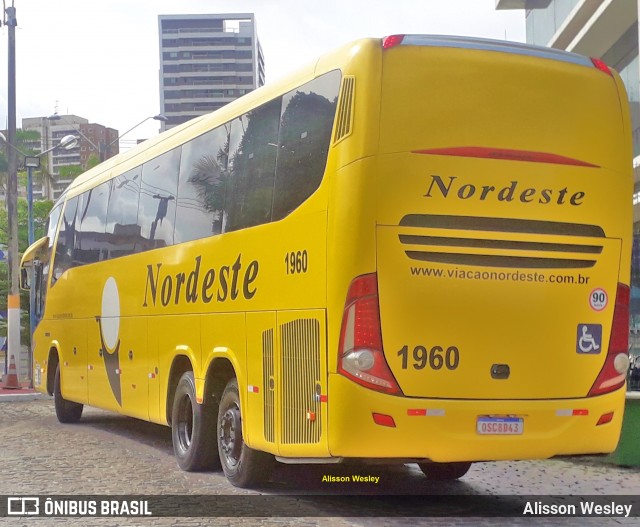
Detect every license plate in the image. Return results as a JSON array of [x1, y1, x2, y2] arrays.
[[477, 416, 523, 435]]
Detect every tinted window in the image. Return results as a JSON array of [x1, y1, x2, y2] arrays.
[[47, 203, 63, 249], [272, 70, 341, 220], [75, 182, 111, 265], [225, 98, 281, 232], [52, 197, 79, 284], [138, 148, 181, 250], [174, 125, 230, 243], [106, 167, 142, 258]]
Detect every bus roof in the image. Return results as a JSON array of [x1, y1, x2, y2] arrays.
[[388, 34, 594, 69]]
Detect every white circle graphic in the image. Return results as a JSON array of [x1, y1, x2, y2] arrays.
[[101, 277, 120, 350]]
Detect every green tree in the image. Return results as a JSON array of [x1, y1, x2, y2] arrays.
[[0, 198, 53, 345], [0, 129, 41, 192], [59, 165, 83, 180]]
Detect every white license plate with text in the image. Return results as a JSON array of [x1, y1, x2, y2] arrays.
[[477, 417, 523, 435]]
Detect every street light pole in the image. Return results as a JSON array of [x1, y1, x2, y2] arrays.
[[3, 4, 20, 389], [106, 114, 168, 150]]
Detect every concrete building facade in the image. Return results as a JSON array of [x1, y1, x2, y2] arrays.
[[158, 13, 265, 131], [22, 115, 118, 200]]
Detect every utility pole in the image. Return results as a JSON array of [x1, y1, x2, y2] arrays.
[[3, 4, 21, 388]]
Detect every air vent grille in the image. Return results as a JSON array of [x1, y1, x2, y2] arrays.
[[281, 318, 321, 444], [333, 76, 355, 143]]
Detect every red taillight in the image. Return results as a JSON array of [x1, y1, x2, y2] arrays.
[[337, 274, 402, 395], [588, 283, 630, 396], [382, 34, 405, 49], [591, 57, 613, 77]]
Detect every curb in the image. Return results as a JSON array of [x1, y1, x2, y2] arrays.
[[0, 391, 48, 402]]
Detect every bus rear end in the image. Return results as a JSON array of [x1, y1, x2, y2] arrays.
[[328, 36, 633, 466]]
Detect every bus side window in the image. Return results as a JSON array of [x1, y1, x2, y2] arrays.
[[106, 167, 142, 258], [51, 197, 79, 285], [225, 97, 281, 232], [137, 148, 181, 251], [34, 261, 44, 318], [75, 182, 111, 265], [174, 125, 230, 244], [272, 69, 342, 221], [39, 202, 62, 305]]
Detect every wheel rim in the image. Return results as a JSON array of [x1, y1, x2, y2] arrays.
[[176, 393, 194, 454], [219, 402, 242, 468]]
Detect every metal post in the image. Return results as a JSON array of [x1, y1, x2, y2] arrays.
[[3, 5, 22, 388], [27, 165, 35, 388], [27, 167, 34, 247]]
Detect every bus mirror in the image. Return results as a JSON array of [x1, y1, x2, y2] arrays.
[[20, 267, 31, 290]]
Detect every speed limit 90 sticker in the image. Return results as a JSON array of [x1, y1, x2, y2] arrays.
[[589, 288, 608, 312]]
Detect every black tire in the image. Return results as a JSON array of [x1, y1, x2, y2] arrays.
[[217, 378, 274, 488], [53, 363, 83, 424], [171, 371, 220, 471], [418, 461, 472, 481]]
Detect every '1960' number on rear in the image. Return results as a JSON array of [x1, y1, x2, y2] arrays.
[[397, 345, 460, 370]]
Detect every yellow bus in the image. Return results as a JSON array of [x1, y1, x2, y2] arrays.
[[22, 34, 633, 488]]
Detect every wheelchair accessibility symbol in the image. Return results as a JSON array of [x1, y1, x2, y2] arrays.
[[576, 324, 602, 354]]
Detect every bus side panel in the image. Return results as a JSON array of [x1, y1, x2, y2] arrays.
[[326, 157, 379, 374], [200, 311, 247, 422], [148, 321, 161, 424], [50, 319, 87, 405], [153, 314, 203, 425], [245, 311, 279, 454], [32, 320, 50, 394], [275, 309, 328, 458], [119, 316, 149, 421], [87, 316, 121, 414]]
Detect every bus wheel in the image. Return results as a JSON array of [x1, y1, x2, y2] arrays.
[[217, 378, 274, 488], [171, 371, 220, 471], [418, 461, 472, 480], [53, 363, 83, 423]]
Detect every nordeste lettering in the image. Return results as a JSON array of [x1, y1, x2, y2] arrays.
[[425, 174, 585, 206], [143, 254, 259, 307]]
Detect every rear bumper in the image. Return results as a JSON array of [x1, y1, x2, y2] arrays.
[[327, 374, 625, 461]]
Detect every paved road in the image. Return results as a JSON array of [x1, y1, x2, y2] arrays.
[[1, 398, 639, 526]]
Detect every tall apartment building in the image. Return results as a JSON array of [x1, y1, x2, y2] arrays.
[[22, 115, 118, 200], [158, 13, 265, 131]]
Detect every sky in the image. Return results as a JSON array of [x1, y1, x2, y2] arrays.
[[0, 0, 525, 149]]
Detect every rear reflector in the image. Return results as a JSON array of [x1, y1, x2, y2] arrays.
[[408, 408, 446, 417], [413, 146, 598, 168], [372, 413, 396, 427], [596, 412, 614, 426], [556, 409, 589, 416], [382, 34, 405, 49]]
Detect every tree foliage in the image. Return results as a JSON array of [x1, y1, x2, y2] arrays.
[[0, 198, 53, 345]]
